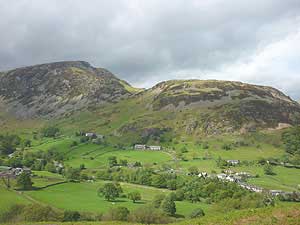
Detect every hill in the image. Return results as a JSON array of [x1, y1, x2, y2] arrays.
[[0, 61, 299, 138], [0, 61, 138, 118]]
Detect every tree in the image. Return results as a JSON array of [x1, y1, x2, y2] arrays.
[[103, 207, 129, 221], [98, 183, 123, 201], [189, 208, 205, 218], [188, 166, 199, 175], [128, 191, 141, 203], [175, 189, 185, 201], [161, 196, 176, 216], [45, 163, 56, 173], [65, 167, 81, 180], [41, 126, 60, 138], [119, 159, 128, 166], [151, 174, 167, 188], [264, 164, 276, 175], [16, 172, 33, 190], [63, 210, 81, 221], [152, 194, 165, 208], [108, 156, 118, 168]]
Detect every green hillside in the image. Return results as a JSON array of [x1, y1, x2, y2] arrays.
[[0, 62, 300, 224]]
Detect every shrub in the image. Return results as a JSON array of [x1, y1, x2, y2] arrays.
[[152, 194, 166, 208], [22, 204, 62, 222], [189, 208, 205, 218], [264, 164, 276, 175], [161, 196, 176, 216], [128, 191, 142, 203], [103, 207, 130, 221], [63, 210, 81, 221], [129, 205, 171, 224], [41, 126, 60, 138], [16, 172, 33, 190]]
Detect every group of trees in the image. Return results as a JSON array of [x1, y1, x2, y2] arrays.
[[97, 167, 182, 190], [0, 134, 30, 155], [97, 182, 142, 203], [282, 127, 300, 165], [107, 156, 141, 168], [41, 126, 60, 138]]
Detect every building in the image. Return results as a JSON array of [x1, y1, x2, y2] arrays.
[[11, 167, 31, 176], [217, 173, 227, 180], [134, 144, 146, 150], [270, 190, 284, 196], [227, 160, 240, 165], [147, 145, 161, 151], [198, 172, 208, 178], [85, 133, 98, 138]]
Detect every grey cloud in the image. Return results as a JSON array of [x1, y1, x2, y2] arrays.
[[0, 0, 299, 99]]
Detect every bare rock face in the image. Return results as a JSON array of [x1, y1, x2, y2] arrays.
[[0, 61, 132, 118]]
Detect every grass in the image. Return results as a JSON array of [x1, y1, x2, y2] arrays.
[[24, 181, 211, 217], [0, 186, 30, 212]]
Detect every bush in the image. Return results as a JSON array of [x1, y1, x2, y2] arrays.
[[103, 207, 130, 221], [63, 210, 81, 221], [128, 191, 142, 203], [152, 194, 166, 208], [175, 189, 184, 201], [16, 172, 33, 190], [23, 204, 61, 221], [264, 164, 276, 175], [161, 196, 176, 216], [189, 208, 205, 218], [41, 126, 60, 138], [0, 204, 24, 223], [129, 205, 171, 224]]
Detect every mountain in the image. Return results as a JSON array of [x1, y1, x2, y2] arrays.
[[0, 61, 299, 137], [0, 61, 137, 118]]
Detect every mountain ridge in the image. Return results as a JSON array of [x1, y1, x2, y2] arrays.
[[0, 61, 299, 137]]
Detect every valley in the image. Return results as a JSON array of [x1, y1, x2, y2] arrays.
[[0, 61, 299, 224]]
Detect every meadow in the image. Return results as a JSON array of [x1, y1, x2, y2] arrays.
[[25, 179, 212, 217]]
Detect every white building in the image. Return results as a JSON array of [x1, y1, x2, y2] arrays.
[[227, 160, 240, 165], [134, 144, 146, 150], [148, 145, 161, 151]]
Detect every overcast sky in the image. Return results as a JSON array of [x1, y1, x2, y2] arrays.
[[0, 0, 299, 99]]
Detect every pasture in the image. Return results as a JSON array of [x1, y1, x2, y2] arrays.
[[25, 180, 212, 217]]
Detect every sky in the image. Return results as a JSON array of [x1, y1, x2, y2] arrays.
[[0, 0, 299, 100]]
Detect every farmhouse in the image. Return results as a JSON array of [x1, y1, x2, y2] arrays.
[[227, 159, 240, 165], [11, 167, 31, 176], [134, 144, 146, 150], [85, 132, 104, 139], [134, 144, 162, 150], [147, 145, 161, 150], [270, 190, 284, 196]]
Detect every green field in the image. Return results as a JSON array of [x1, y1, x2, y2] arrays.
[[0, 186, 30, 212], [24, 180, 211, 217]]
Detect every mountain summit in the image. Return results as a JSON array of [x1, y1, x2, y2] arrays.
[[0, 61, 134, 118]]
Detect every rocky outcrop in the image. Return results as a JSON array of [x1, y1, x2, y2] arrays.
[[0, 61, 132, 118]]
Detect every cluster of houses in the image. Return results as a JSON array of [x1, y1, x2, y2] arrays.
[[197, 169, 298, 197], [0, 166, 31, 177], [134, 144, 162, 151]]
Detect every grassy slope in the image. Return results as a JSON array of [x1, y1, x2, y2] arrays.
[[25, 180, 211, 217], [0, 186, 30, 212]]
